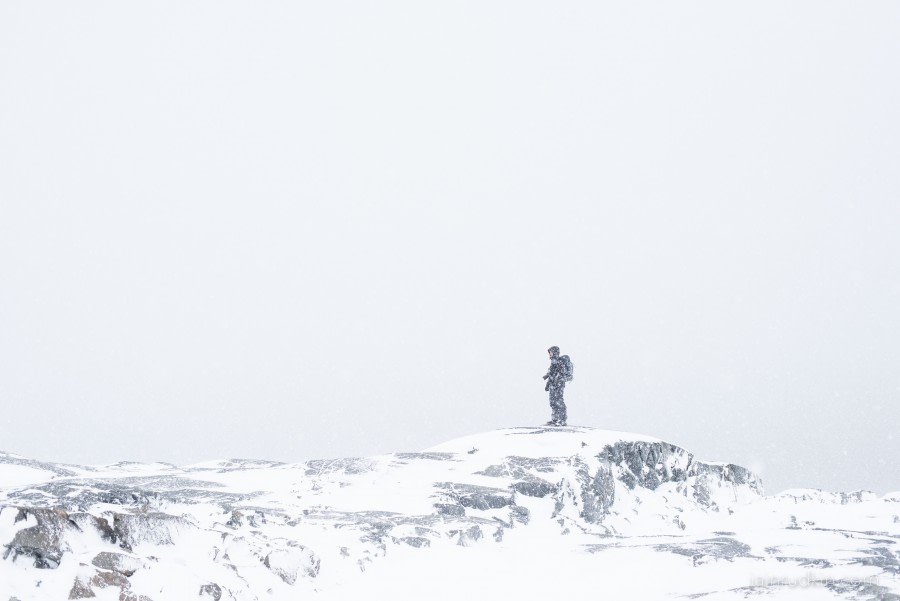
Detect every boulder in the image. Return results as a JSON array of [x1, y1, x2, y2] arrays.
[[198, 583, 222, 600], [263, 545, 320, 585], [91, 551, 142, 577], [2, 507, 76, 569]]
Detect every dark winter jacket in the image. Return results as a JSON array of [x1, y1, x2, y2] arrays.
[[544, 357, 567, 389]]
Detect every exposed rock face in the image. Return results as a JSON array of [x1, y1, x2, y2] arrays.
[[2, 507, 76, 568], [90, 569, 130, 591], [113, 512, 192, 552], [598, 440, 764, 504], [479, 456, 562, 499], [471, 435, 760, 530], [576, 459, 616, 523]]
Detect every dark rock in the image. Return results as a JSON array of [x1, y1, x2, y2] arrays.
[[598, 441, 763, 504], [68, 577, 95, 599], [599, 441, 686, 491], [2, 507, 77, 569], [397, 536, 430, 548], [837, 490, 875, 504], [433, 503, 465, 517], [511, 479, 558, 498], [579, 462, 615, 523], [91, 551, 142, 577], [225, 510, 244, 528], [510, 505, 529, 525], [90, 570, 130, 590], [199, 583, 222, 600]]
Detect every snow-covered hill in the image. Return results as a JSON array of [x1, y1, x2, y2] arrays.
[[1, 427, 897, 600]]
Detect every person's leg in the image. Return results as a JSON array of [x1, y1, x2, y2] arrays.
[[557, 385, 567, 425], [549, 387, 564, 424]]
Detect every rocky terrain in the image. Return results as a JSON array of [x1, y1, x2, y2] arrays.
[[1, 427, 898, 600]]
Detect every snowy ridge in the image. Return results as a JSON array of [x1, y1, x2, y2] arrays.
[[1, 427, 898, 600]]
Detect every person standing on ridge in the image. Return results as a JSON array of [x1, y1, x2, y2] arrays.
[[543, 346, 573, 426]]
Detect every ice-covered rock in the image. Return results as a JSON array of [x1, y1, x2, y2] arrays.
[[0, 427, 896, 600], [263, 544, 320, 584], [112, 512, 193, 551]]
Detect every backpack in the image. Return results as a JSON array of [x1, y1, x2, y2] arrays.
[[560, 355, 574, 382]]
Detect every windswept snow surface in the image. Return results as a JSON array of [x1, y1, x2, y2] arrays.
[[1, 427, 897, 600]]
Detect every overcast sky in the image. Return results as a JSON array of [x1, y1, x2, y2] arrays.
[[1, 1, 898, 494]]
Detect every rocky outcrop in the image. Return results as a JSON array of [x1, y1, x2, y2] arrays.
[[575, 459, 616, 523], [113, 512, 193, 551], [472, 438, 760, 531], [599, 440, 763, 503], [0, 504, 193, 575], [2, 507, 77, 568], [12, 427, 880, 601]]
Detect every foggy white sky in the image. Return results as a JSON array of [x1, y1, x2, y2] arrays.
[[1, 1, 898, 494]]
